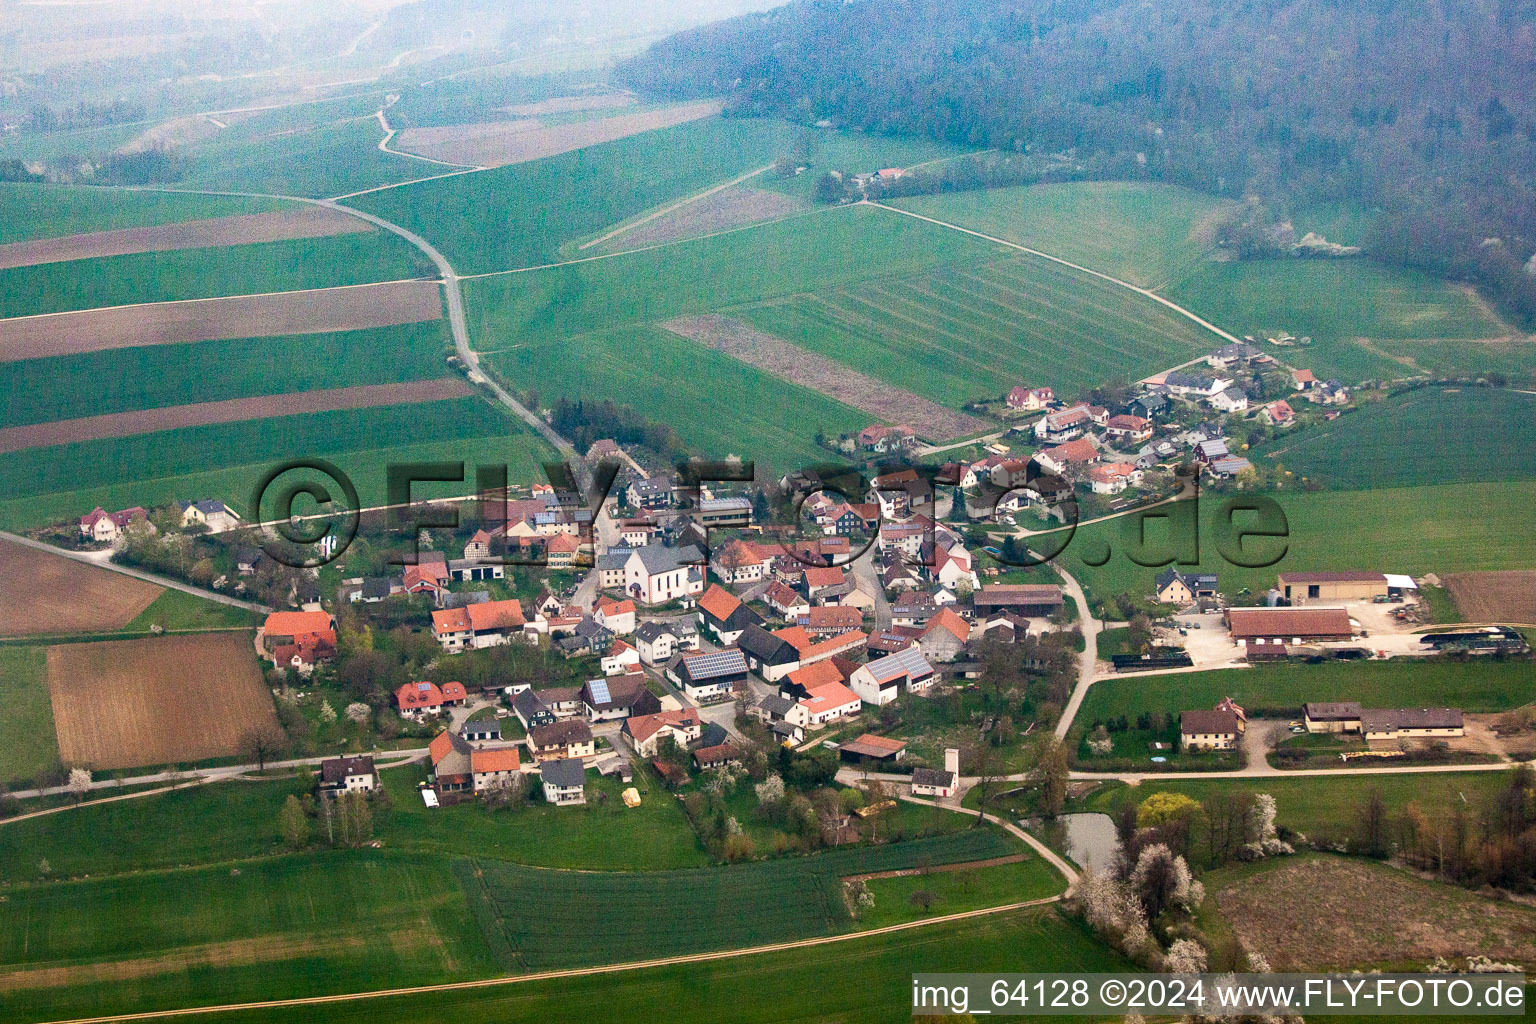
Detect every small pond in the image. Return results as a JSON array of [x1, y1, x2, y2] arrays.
[[1029, 812, 1120, 873]]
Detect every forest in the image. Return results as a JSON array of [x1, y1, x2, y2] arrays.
[[620, 0, 1536, 323]]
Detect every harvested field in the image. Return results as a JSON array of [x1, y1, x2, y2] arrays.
[[0, 207, 371, 270], [0, 377, 474, 453], [593, 186, 808, 252], [1215, 856, 1536, 970], [1442, 570, 1536, 624], [47, 633, 279, 771], [0, 537, 162, 636], [662, 313, 991, 442], [0, 279, 442, 363], [394, 100, 722, 168], [501, 92, 635, 116]]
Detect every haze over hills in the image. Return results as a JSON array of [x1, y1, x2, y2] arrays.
[[620, 0, 1536, 323]]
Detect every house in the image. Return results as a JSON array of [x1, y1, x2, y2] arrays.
[[891, 589, 937, 627], [1164, 371, 1231, 398], [929, 540, 979, 593], [711, 538, 774, 584], [868, 467, 927, 519], [693, 743, 740, 770], [429, 730, 474, 794], [1128, 392, 1170, 420], [989, 458, 1032, 491], [1104, 414, 1153, 444], [1035, 438, 1100, 476], [798, 679, 863, 725], [1088, 462, 1142, 494], [261, 611, 336, 657], [1259, 400, 1296, 427], [668, 648, 750, 702], [798, 605, 864, 636], [634, 620, 699, 666], [394, 680, 467, 717], [776, 624, 866, 667], [1206, 342, 1263, 369], [623, 708, 703, 757], [318, 755, 378, 797], [848, 646, 935, 705], [919, 607, 971, 662], [1302, 702, 1363, 733], [697, 584, 764, 644], [1208, 455, 1254, 479], [1309, 380, 1350, 406], [618, 517, 658, 547], [1034, 402, 1096, 441], [511, 689, 558, 729], [737, 623, 802, 682], [545, 533, 581, 568], [79, 505, 150, 544], [1154, 569, 1219, 605], [972, 584, 1065, 617], [616, 544, 706, 605], [839, 734, 907, 764], [857, 423, 917, 452], [581, 674, 661, 721], [910, 749, 960, 798], [1291, 368, 1318, 391], [627, 475, 674, 510], [1278, 571, 1388, 605], [540, 758, 587, 805], [746, 692, 810, 730], [601, 639, 641, 676], [1180, 709, 1240, 751], [594, 597, 637, 635], [1006, 385, 1054, 412], [178, 498, 241, 534], [695, 496, 753, 528], [461, 718, 502, 743], [470, 747, 523, 792], [528, 719, 596, 761], [878, 521, 927, 559], [431, 600, 529, 651], [587, 438, 623, 461], [763, 580, 811, 620], [1226, 607, 1353, 646], [1209, 389, 1249, 414]]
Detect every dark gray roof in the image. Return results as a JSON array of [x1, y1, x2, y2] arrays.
[[737, 623, 799, 665], [634, 543, 704, 575], [461, 718, 501, 738], [441, 590, 491, 609], [320, 755, 375, 784], [597, 548, 634, 571], [756, 693, 796, 717], [513, 689, 551, 717], [541, 757, 586, 788], [911, 767, 956, 788], [361, 576, 393, 599]]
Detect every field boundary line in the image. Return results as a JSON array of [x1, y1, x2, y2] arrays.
[[373, 104, 487, 173], [575, 162, 775, 251], [0, 277, 436, 325], [865, 200, 1241, 344], [35, 896, 1064, 1024]]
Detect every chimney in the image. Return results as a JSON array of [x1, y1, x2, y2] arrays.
[[944, 747, 959, 777]]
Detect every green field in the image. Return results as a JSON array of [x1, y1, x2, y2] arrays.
[[0, 851, 499, 1024], [347, 117, 811, 273], [1254, 387, 1536, 488], [0, 230, 430, 318], [894, 181, 1231, 288], [1164, 259, 1517, 382], [0, 184, 280, 244], [856, 855, 1066, 929], [1054, 480, 1536, 608], [0, 397, 557, 530], [0, 321, 452, 429], [0, 646, 58, 785], [488, 325, 869, 471], [461, 828, 1020, 970], [125, 591, 263, 632], [180, 117, 439, 200], [1076, 659, 1536, 727]]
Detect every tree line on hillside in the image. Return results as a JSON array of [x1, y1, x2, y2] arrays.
[[619, 0, 1536, 325]]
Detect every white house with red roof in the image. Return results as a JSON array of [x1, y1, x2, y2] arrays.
[[1259, 399, 1296, 426], [431, 599, 530, 652], [799, 679, 863, 725], [395, 680, 467, 717], [622, 707, 703, 757], [1104, 414, 1153, 444], [594, 597, 637, 635], [1006, 385, 1054, 412], [1088, 461, 1143, 495], [79, 505, 150, 545], [601, 639, 641, 676], [1035, 437, 1100, 476]]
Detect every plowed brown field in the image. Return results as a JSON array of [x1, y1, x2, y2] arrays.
[[0, 538, 162, 636]]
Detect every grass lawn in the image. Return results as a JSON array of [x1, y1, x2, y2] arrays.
[[486, 325, 868, 472], [1164, 259, 1517, 382], [1253, 387, 1536, 489], [0, 850, 500, 1024], [0, 230, 431, 318], [1075, 771, 1514, 846], [0, 321, 452, 429], [0, 396, 558, 530], [0, 184, 281, 244], [1075, 658, 1536, 725], [125, 590, 263, 631], [856, 855, 1066, 928], [378, 763, 710, 871], [1056, 481, 1536, 610], [893, 180, 1231, 288], [76, 906, 1127, 1024], [0, 646, 59, 785]]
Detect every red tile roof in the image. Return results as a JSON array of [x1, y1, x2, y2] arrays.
[[698, 583, 741, 622], [264, 611, 334, 637], [471, 747, 521, 773], [923, 607, 971, 643], [397, 680, 446, 710]]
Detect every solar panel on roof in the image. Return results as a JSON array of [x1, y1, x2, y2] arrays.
[[588, 679, 612, 705], [684, 649, 747, 679]]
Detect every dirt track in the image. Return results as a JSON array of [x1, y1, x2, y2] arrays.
[[0, 537, 163, 636], [0, 378, 474, 453], [661, 313, 991, 442], [48, 632, 279, 771], [0, 208, 372, 270], [0, 280, 443, 362], [395, 100, 722, 168]]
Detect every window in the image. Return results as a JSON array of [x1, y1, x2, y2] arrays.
[[1308, 585, 1320, 599]]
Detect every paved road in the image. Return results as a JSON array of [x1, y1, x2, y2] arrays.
[[849, 544, 892, 632], [0, 530, 272, 614], [899, 793, 1079, 886]]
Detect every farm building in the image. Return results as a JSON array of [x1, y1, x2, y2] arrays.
[[698, 584, 764, 644], [847, 646, 935, 706], [736, 623, 802, 682], [668, 648, 750, 702], [634, 620, 699, 665], [910, 749, 960, 798], [1225, 607, 1353, 645], [1305, 702, 1464, 739], [1277, 571, 1389, 605], [1179, 709, 1241, 751], [839, 734, 907, 764]]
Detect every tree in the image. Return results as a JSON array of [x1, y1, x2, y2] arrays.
[[1027, 735, 1070, 818], [279, 794, 310, 849], [1136, 792, 1201, 829], [240, 727, 286, 771], [336, 791, 373, 846], [1357, 787, 1390, 858], [910, 889, 938, 913], [67, 767, 92, 802]]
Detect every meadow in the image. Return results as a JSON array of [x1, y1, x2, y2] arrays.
[[180, 117, 439, 200], [0, 850, 500, 1024], [1054, 480, 1536, 609], [0, 398, 558, 530], [1074, 659, 1536, 727], [893, 180, 1231, 288], [0, 230, 431, 318], [1253, 387, 1536, 488], [0, 321, 452, 429], [347, 116, 811, 273], [488, 325, 869, 471], [462, 828, 1021, 970], [0, 183, 280, 244], [855, 855, 1066, 929], [0, 646, 58, 784], [123, 591, 262, 632]]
